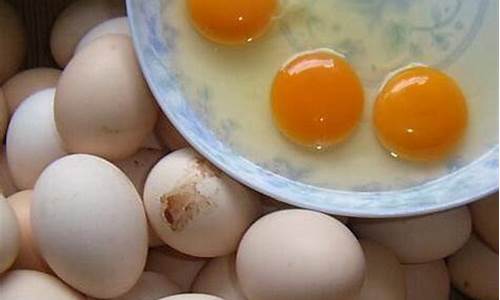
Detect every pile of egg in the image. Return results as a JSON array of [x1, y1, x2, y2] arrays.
[[0, 1, 497, 300]]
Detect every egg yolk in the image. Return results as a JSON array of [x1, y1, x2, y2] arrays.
[[187, 0, 278, 45], [374, 66, 468, 161], [272, 50, 364, 149]]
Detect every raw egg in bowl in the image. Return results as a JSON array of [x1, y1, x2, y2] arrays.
[[127, 0, 498, 217]]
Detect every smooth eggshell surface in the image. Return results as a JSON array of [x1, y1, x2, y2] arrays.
[[351, 206, 471, 263], [6, 89, 67, 189], [158, 295, 223, 300], [0, 270, 85, 300], [112, 271, 181, 300], [447, 235, 499, 300], [54, 35, 158, 160], [0, 196, 20, 273], [75, 17, 130, 53], [0, 146, 17, 196], [469, 193, 499, 252], [50, 0, 125, 67], [32, 154, 148, 298], [155, 114, 190, 151], [0, 88, 7, 141], [0, 0, 25, 83], [404, 260, 450, 300], [237, 209, 365, 300], [2, 68, 61, 115]]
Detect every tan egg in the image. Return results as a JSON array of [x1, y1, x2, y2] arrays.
[[404, 260, 450, 300], [0, 88, 8, 141], [0, 196, 20, 273], [0, 0, 25, 84], [156, 114, 190, 151], [50, 0, 125, 67], [237, 209, 365, 300], [2, 68, 61, 115], [6, 89, 67, 189], [158, 295, 223, 300], [76, 17, 130, 53], [192, 254, 246, 300], [54, 35, 158, 160], [0, 146, 17, 197], [0, 270, 86, 300], [7, 190, 51, 273], [112, 272, 181, 300], [447, 235, 499, 300], [351, 206, 471, 263], [32, 154, 148, 298], [145, 246, 208, 292], [470, 193, 499, 252], [358, 239, 405, 300]]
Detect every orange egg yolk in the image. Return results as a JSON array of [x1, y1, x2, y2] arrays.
[[374, 66, 468, 161], [187, 0, 278, 45], [271, 50, 364, 149]]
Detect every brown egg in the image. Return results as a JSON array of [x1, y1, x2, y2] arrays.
[[50, 0, 125, 67], [54, 35, 158, 160], [2, 68, 61, 115], [0, 88, 8, 141], [0, 0, 25, 84], [469, 193, 499, 252], [156, 114, 189, 151], [404, 260, 450, 300], [7, 190, 51, 273], [0, 146, 17, 197]]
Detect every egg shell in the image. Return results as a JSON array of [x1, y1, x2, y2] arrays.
[[50, 0, 125, 67], [145, 246, 208, 292], [6, 88, 67, 189], [0, 88, 8, 141], [0, 0, 25, 83], [351, 206, 471, 263], [155, 114, 190, 151], [0, 146, 17, 196], [447, 235, 499, 300], [192, 254, 246, 300], [7, 190, 51, 273], [2, 68, 61, 115], [0, 270, 85, 300], [112, 271, 181, 300], [158, 295, 223, 300], [31, 154, 148, 298], [358, 239, 405, 300], [144, 148, 262, 257], [0, 196, 20, 273], [75, 17, 130, 53], [403, 260, 450, 300], [236, 209, 365, 300], [469, 192, 499, 252], [54, 35, 158, 160]]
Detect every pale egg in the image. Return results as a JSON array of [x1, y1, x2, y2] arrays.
[[75, 17, 130, 53], [236, 209, 365, 300], [31, 154, 148, 298], [6, 89, 67, 189], [158, 295, 223, 300], [0, 0, 25, 83], [404, 260, 450, 300], [0, 146, 17, 197], [156, 114, 190, 151], [112, 272, 181, 300], [0, 196, 20, 273], [0, 88, 8, 141], [469, 193, 498, 252], [351, 206, 472, 263]]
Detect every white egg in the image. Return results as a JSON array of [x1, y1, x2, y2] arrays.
[[447, 235, 498, 300], [0, 196, 20, 273], [0, 146, 17, 196], [158, 295, 223, 300], [32, 154, 148, 298], [75, 17, 130, 53], [6, 89, 67, 189], [144, 148, 262, 257], [237, 209, 365, 300], [469, 193, 498, 252], [192, 254, 247, 300], [112, 272, 181, 300], [0, 88, 8, 141], [0, 0, 25, 83], [404, 260, 450, 300], [351, 206, 472, 263], [145, 246, 208, 292]]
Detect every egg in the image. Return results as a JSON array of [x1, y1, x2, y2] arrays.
[[0, 196, 20, 273], [374, 66, 468, 161], [0, 88, 8, 141], [272, 49, 364, 149], [2, 68, 61, 115], [158, 295, 223, 300], [236, 209, 365, 300], [187, 0, 278, 45], [0, 146, 17, 197], [75, 17, 130, 53], [156, 114, 190, 151], [447, 235, 499, 300], [6, 89, 67, 189], [469, 193, 498, 252], [403, 260, 450, 300], [7, 190, 51, 273], [31, 154, 148, 298], [144, 148, 262, 257], [50, 0, 125, 67], [351, 206, 472, 263], [112, 272, 181, 300], [0, 0, 25, 84], [358, 239, 405, 300], [192, 254, 246, 300], [145, 246, 208, 292], [54, 35, 158, 160], [0, 270, 85, 300]]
